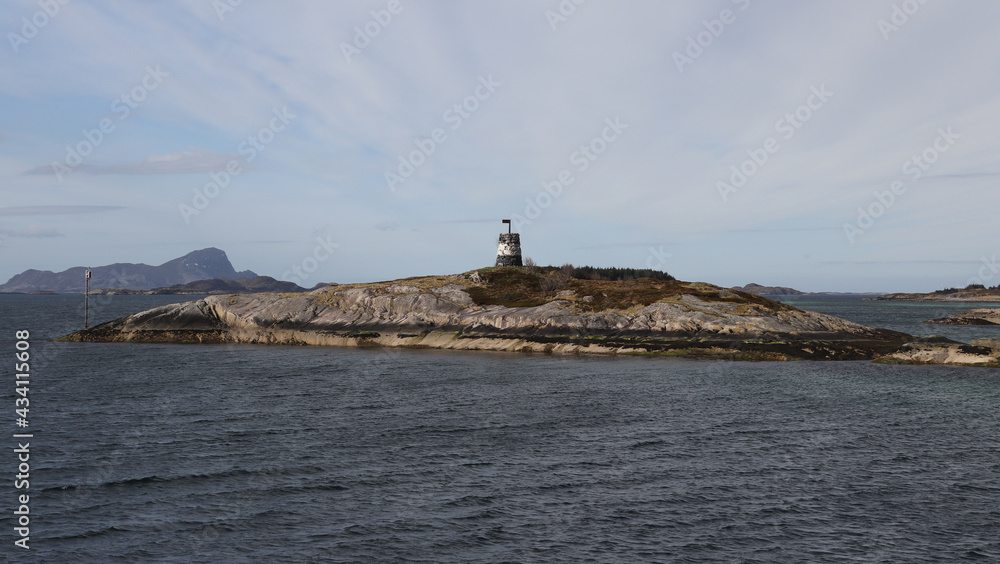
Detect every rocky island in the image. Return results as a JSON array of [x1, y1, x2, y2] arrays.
[[60, 267, 912, 361], [876, 336, 1000, 367], [926, 308, 1000, 325]]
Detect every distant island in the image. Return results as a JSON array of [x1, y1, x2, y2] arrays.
[[90, 276, 307, 295], [0, 248, 256, 294], [731, 283, 804, 296], [871, 284, 1000, 302], [732, 283, 883, 297], [61, 266, 911, 362]]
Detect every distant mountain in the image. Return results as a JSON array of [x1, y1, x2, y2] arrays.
[[0, 248, 257, 294], [732, 283, 805, 296], [91, 276, 307, 295]]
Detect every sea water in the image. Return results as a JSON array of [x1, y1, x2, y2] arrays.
[[1, 294, 998, 562]]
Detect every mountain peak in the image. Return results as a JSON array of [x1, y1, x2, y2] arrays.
[[0, 248, 258, 293]]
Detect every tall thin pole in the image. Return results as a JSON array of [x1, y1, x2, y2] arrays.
[[85, 268, 91, 329]]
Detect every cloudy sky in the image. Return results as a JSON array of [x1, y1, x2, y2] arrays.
[[2, 0, 998, 292]]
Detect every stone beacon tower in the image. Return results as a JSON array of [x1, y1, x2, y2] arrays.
[[495, 219, 523, 267]]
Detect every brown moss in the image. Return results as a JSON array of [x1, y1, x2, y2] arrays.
[[463, 267, 548, 307], [461, 267, 791, 313]]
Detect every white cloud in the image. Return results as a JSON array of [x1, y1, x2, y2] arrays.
[[0, 224, 62, 238], [0, 205, 126, 216], [23, 149, 239, 176]]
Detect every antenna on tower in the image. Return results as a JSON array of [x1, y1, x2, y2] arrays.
[[85, 268, 91, 329]]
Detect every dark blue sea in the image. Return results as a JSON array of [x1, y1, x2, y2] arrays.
[[1, 294, 999, 563]]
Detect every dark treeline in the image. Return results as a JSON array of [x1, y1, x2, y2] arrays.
[[568, 265, 675, 282], [934, 283, 996, 294]]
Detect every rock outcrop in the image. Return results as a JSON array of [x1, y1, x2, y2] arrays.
[[876, 336, 1000, 367], [927, 308, 1000, 325], [60, 270, 912, 361]]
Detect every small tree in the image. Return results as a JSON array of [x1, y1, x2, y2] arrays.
[[524, 256, 537, 274]]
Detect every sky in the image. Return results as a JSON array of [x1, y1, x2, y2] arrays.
[[2, 0, 999, 293]]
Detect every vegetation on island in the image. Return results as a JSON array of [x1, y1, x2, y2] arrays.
[[876, 282, 1000, 302], [933, 283, 994, 294], [465, 264, 786, 313]]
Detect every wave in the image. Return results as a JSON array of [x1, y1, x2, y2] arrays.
[[39, 465, 311, 494], [47, 525, 131, 542]]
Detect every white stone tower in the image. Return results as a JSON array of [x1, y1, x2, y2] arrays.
[[495, 219, 522, 267]]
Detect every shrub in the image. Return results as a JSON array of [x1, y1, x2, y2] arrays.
[[524, 256, 537, 274]]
